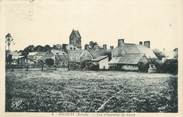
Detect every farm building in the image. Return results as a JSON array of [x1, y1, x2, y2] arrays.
[[87, 48, 111, 59], [52, 50, 68, 67], [27, 52, 46, 65], [7, 51, 25, 67], [109, 39, 157, 72], [91, 56, 109, 70], [109, 53, 148, 71], [87, 48, 111, 70], [68, 50, 93, 70], [68, 47, 112, 70], [27, 50, 68, 67]]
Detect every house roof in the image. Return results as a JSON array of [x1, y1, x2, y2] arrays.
[[68, 50, 93, 62], [123, 44, 140, 53], [136, 45, 157, 58], [9, 51, 24, 59], [51, 49, 67, 55], [12, 55, 24, 59], [28, 52, 38, 56], [55, 54, 68, 61], [92, 56, 108, 62], [109, 53, 145, 65], [88, 49, 111, 59], [112, 44, 157, 59], [44, 51, 54, 58], [10, 51, 21, 56], [27, 51, 54, 62]]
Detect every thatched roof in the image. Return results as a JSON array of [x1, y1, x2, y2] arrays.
[[112, 44, 157, 59], [68, 49, 111, 63], [109, 53, 146, 65], [92, 56, 108, 62], [88, 49, 111, 59]]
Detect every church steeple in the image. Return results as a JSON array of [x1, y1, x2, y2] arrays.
[[69, 29, 81, 49]]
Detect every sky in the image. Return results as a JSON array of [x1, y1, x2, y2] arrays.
[[0, 0, 182, 51]]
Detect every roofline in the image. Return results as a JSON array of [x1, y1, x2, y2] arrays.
[[109, 63, 138, 65], [91, 56, 108, 62]]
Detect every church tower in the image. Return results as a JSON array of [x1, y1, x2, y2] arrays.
[[69, 29, 81, 49]]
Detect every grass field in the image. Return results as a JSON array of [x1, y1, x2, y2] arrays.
[[6, 68, 178, 112]]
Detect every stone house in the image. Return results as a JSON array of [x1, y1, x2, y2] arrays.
[[109, 39, 157, 72], [8, 51, 25, 67], [68, 50, 93, 70]]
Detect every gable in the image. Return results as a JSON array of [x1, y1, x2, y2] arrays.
[[68, 50, 93, 62], [88, 49, 111, 58], [136, 45, 157, 59]]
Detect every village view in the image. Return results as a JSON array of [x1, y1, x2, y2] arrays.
[[5, 30, 178, 112]]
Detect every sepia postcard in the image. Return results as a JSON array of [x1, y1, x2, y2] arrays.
[[0, 0, 183, 117]]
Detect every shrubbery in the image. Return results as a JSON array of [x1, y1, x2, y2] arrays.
[[152, 59, 178, 74], [45, 58, 54, 67]]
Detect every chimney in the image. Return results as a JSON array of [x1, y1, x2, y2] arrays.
[[144, 41, 150, 48], [118, 39, 125, 47], [103, 44, 107, 50], [110, 46, 114, 49], [139, 41, 143, 45]]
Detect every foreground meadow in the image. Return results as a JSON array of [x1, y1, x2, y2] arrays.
[[6, 68, 177, 112]]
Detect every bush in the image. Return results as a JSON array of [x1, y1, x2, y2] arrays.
[[138, 62, 149, 72], [162, 59, 178, 74], [151, 59, 178, 74], [45, 58, 54, 67]]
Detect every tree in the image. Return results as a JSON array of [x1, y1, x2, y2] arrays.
[[5, 33, 14, 51], [6, 53, 14, 71], [84, 44, 89, 50], [44, 45, 51, 52], [162, 59, 178, 74], [138, 62, 149, 72], [38, 60, 45, 71], [21, 50, 29, 71], [21, 45, 34, 71], [45, 58, 54, 67], [52, 44, 62, 50], [52, 45, 57, 50], [173, 48, 178, 59], [89, 41, 98, 49], [153, 49, 165, 60], [23, 45, 35, 52], [34, 45, 44, 52]]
